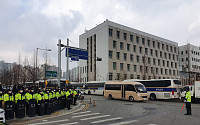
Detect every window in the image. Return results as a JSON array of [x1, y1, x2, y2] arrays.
[[120, 42, 123, 50], [165, 69, 168, 75], [174, 47, 177, 53], [137, 56, 140, 63], [173, 54, 175, 60], [113, 40, 117, 49], [109, 51, 113, 59], [157, 42, 160, 49], [117, 73, 120, 80], [162, 44, 164, 50], [133, 45, 136, 52], [136, 36, 139, 43], [160, 51, 163, 58], [148, 40, 150, 46], [153, 58, 156, 65], [134, 65, 137, 72], [171, 62, 173, 68], [158, 59, 160, 66], [113, 62, 116, 70], [166, 45, 169, 51], [169, 53, 171, 60], [130, 35, 133, 42], [155, 50, 158, 57], [140, 66, 143, 73], [124, 53, 127, 61], [161, 68, 163, 75], [125, 85, 135, 91], [164, 52, 167, 58], [142, 38, 145, 45], [153, 41, 155, 47], [130, 54, 133, 62], [145, 48, 148, 55], [120, 63, 123, 70], [130, 74, 134, 79], [109, 73, 113, 80], [127, 44, 130, 51], [140, 47, 143, 54], [148, 58, 151, 64], [124, 33, 127, 40], [105, 84, 121, 90], [117, 31, 120, 39], [109, 28, 113, 37], [127, 64, 130, 71], [163, 60, 165, 67], [117, 52, 120, 60], [167, 61, 169, 67], [170, 46, 173, 52], [150, 49, 153, 56]]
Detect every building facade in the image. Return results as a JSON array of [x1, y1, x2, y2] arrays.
[[79, 20, 179, 82], [179, 44, 200, 85]]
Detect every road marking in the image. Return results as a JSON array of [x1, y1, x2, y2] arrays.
[[73, 111, 91, 115], [91, 117, 122, 124], [28, 119, 69, 125], [59, 122, 79, 125], [147, 124, 157, 125], [72, 113, 100, 118], [80, 115, 111, 121], [109, 120, 138, 125]]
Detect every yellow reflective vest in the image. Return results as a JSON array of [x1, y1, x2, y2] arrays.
[[185, 91, 191, 102], [15, 93, 25, 103], [3, 93, 14, 102]]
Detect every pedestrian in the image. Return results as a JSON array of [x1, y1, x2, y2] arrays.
[[184, 87, 192, 115]]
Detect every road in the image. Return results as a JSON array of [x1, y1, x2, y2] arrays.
[[13, 95, 200, 125]]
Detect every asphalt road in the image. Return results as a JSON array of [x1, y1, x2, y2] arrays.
[[14, 95, 200, 125]]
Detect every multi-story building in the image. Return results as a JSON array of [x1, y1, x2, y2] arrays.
[[179, 44, 200, 85], [79, 19, 179, 82]]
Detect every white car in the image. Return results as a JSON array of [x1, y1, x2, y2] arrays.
[[0, 108, 5, 124]]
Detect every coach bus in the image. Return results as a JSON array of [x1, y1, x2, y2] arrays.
[[104, 81, 148, 101], [124, 79, 182, 100], [69, 82, 84, 90], [83, 81, 106, 95]]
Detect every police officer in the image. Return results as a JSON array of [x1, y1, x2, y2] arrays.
[[3, 89, 14, 120], [61, 89, 66, 109], [37, 90, 45, 116], [185, 87, 192, 115], [66, 88, 71, 110], [15, 89, 25, 118], [29, 89, 37, 117], [25, 89, 32, 115], [0, 90, 3, 108], [55, 88, 60, 111], [72, 88, 78, 105]]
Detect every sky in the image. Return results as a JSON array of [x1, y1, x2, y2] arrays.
[[0, 0, 200, 70]]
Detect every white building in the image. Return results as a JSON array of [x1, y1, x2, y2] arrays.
[[179, 44, 200, 85], [79, 20, 179, 82]]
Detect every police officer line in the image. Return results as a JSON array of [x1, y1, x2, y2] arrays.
[[0, 87, 79, 120]]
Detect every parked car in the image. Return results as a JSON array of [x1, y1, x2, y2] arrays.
[[0, 108, 5, 124]]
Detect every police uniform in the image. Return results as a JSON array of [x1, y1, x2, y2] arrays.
[[185, 89, 192, 115], [72, 89, 78, 105], [3, 90, 14, 120], [15, 90, 25, 118], [66, 89, 71, 110]]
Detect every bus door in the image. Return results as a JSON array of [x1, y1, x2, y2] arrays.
[[121, 85, 126, 100]]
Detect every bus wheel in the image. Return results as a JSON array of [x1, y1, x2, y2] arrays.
[[129, 96, 134, 102], [108, 94, 112, 100], [150, 93, 156, 101]]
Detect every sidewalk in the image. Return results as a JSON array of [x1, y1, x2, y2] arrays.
[[7, 101, 85, 125]]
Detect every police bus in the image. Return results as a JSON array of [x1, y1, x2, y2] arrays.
[[83, 81, 106, 95], [124, 79, 182, 100], [104, 81, 148, 101]]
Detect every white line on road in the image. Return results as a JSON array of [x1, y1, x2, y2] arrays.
[[91, 117, 122, 124], [73, 111, 91, 115], [59, 122, 79, 125], [109, 120, 138, 125], [28, 119, 69, 125], [80, 115, 111, 121], [72, 113, 100, 118]]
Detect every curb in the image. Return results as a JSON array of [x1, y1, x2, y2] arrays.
[[7, 101, 86, 125]]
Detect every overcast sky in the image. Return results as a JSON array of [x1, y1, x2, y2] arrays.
[[0, 0, 200, 70]]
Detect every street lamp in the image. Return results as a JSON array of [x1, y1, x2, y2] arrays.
[[36, 48, 51, 82]]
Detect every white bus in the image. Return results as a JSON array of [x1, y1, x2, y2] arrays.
[[84, 81, 106, 95], [124, 79, 182, 100]]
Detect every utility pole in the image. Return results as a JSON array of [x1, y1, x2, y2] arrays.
[[58, 39, 61, 87], [66, 38, 69, 88]]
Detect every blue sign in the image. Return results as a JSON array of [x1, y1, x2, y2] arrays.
[[71, 56, 79, 61], [66, 47, 88, 60]]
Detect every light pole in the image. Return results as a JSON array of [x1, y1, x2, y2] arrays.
[[36, 48, 51, 82]]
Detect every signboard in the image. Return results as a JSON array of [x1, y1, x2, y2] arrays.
[[66, 47, 88, 60], [71, 56, 79, 61], [45, 71, 57, 77]]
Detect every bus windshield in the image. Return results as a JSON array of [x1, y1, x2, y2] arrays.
[[173, 80, 181, 85], [135, 85, 147, 93]]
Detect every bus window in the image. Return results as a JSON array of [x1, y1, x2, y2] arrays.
[[125, 85, 135, 91], [135, 85, 147, 93], [173, 80, 181, 85]]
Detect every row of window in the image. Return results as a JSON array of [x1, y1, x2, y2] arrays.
[[180, 50, 200, 56], [109, 29, 177, 53], [109, 51, 178, 66], [180, 57, 200, 63], [112, 62, 177, 74], [108, 72, 178, 81]]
